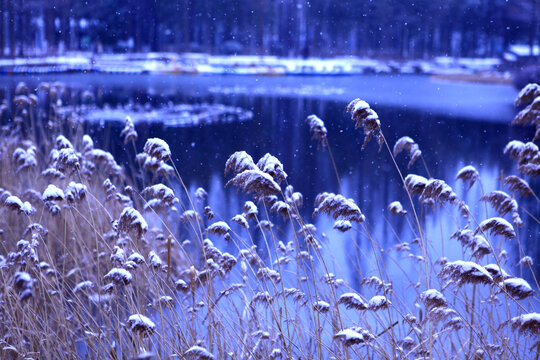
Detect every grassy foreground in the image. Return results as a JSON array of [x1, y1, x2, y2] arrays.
[[0, 82, 539, 359]]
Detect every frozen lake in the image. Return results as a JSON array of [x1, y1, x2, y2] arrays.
[[1, 72, 518, 121]]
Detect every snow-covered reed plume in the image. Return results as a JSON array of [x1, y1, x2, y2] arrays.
[[500, 277, 534, 300], [87, 149, 122, 176], [142, 184, 179, 209], [503, 175, 534, 197], [56, 147, 80, 172], [121, 116, 138, 144], [243, 200, 258, 219], [13, 144, 37, 173], [143, 138, 171, 162], [334, 328, 375, 346], [367, 295, 391, 310], [404, 174, 428, 195], [104, 268, 132, 285], [184, 345, 215, 360], [224, 151, 256, 176], [194, 187, 208, 202], [388, 201, 407, 215], [439, 260, 492, 285], [226, 168, 281, 197], [270, 200, 291, 218], [393, 136, 422, 168], [4, 195, 36, 215], [512, 83, 540, 141], [127, 314, 155, 336], [257, 153, 288, 183], [180, 210, 202, 223], [206, 221, 231, 236], [474, 217, 516, 239], [313, 192, 365, 222], [451, 229, 492, 259], [136, 153, 174, 177], [73, 280, 94, 294], [419, 289, 447, 309], [116, 207, 148, 238], [503, 140, 540, 177], [456, 165, 479, 190], [338, 292, 368, 310], [42, 184, 65, 202], [483, 264, 510, 282], [345, 98, 383, 149], [306, 114, 328, 148], [518, 256, 533, 267], [82, 134, 94, 153], [284, 184, 303, 208], [480, 191, 523, 227], [510, 313, 540, 336], [148, 250, 164, 270], [313, 300, 330, 313], [14, 271, 33, 301], [514, 83, 540, 107], [65, 182, 87, 205], [333, 220, 352, 232], [231, 214, 249, 229]]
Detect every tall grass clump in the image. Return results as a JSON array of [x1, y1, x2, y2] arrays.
[[0, 81, 538, 360]]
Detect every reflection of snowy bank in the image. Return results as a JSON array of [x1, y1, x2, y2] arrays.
[[209, 84, 345, 97], [65, 103, 253, 127], [0, 52, 510, 79]]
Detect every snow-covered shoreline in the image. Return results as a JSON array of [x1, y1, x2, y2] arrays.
[[0, 52, 510, 80]]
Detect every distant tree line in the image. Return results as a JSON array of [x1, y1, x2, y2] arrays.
[[0, 0, 538, 58]]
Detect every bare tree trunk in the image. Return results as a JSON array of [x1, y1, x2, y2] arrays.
[[530, 0, 538, 56], [0, 0, 4, 57], [17, 0, 23, 56], [183, 0, 191, 51], [149, 0, 159, 51], [7, 0, 14, 57]]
